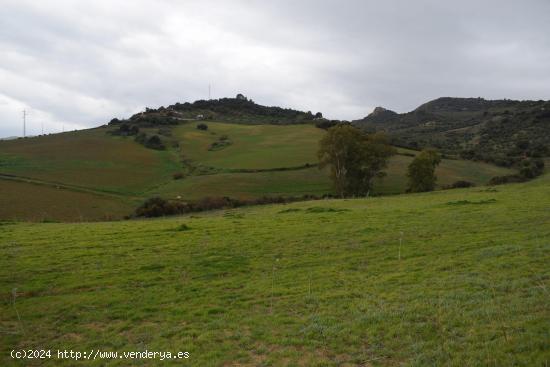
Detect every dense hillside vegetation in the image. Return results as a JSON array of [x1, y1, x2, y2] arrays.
[[353, 97, 550, 167], [2, 173, 549, 365], [111, 94, 321, 126]]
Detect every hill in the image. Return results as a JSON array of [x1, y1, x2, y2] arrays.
[[0, 117, 514, 221], [353, 97, 550, 167], [1, 173, 549, 365], [114, 94, 322, 126]]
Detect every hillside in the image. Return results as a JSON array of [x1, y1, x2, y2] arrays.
[[353, 97, 550, 166], [1, 173, 549, 365], [0, 117, 514, 221], [1, 95, 520, 223], [115, 94, 322, 126]]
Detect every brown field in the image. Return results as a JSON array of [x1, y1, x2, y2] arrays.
[[0, 179, 134, 222]]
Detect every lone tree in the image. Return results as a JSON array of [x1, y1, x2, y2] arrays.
[[318, 124, 395, 197], [407, 149, 441, 192]]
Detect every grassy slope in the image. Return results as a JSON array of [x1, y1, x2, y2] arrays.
[[161, 124, 513, 198], [374, 151, 514, 195], [0, 128, 179, 194], [149, 166, 332, 200], [0, 123, 514, 220], [174, 122, 323, 169], [1, 175, 548, 366]]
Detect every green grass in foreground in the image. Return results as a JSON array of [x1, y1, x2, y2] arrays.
[[1, 175, 549, 366]]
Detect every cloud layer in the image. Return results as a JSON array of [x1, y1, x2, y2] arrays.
[[1, 0, 549, 137]]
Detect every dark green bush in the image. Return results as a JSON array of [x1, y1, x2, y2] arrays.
[[448, 180, 475, 189], [144, 135, 165, 150]]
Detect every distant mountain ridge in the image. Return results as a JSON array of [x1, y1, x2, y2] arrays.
[[360, 106, 399, 125], [353, 97, 550, 166]]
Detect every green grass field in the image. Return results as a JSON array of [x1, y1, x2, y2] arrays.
[[0, 123, 515, 221], [1, 174, 548, 366], [174, 122, 324, 169], [148, 166, 332, 200], [373, 152, 514, 195], [0, 128, 179, 194]]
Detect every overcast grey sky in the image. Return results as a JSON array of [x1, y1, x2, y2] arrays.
[[1, 0, 549, 137]]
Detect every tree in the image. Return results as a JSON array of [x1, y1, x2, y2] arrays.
[[318, 125, 395, 197], [519, 158, 545, 179], [407, 149, 441, 192]]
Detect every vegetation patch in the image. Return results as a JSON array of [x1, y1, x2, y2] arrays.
[[174, 223, 191, 231], [445, 199, 497, 206], [443, 180, 475, 189], [139, 264, 166, 271], [305, 207, 350, 213], [278, 208, 302, 214], [110, 123, 140, 136], [208, 135, 232, 151], [134, 133, 166, 150], [172, 172, 184, 180], [134, 195, 321, 218]]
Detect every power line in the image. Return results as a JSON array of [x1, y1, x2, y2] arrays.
[[22, 110, 27, 137]]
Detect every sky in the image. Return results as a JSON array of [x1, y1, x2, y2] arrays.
[[1, 0, 549, 138]]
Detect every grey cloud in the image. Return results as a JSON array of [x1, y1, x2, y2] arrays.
[[1, 0, 549, 137]]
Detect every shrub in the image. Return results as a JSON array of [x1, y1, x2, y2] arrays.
[[134, 132, 147, 144], [110, 123, 139, 136], [158, 127, 172, 136], [133, 195, 326, 218], [144, 135, 165, 150], [173, 172, 184, 180], [518, 158, 545, 179], [460, 149, 476, 160], [197, 123, 208, 131], [176, 223, 191, 231], [489, 175, 526, 185], [449, 180, 475, 188], [135, 197, 186, 218], [315, 119, 339, 130]]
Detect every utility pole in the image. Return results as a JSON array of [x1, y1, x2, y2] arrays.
[[41, 122, 44, 135], [208, 84, 211, 100], [22, 110, 27, 137]]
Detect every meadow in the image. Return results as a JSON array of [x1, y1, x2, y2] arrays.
[[0, 122, 514, 221], [1, 172, 548, 366]]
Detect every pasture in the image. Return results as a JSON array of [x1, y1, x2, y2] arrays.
[[1, 173, 548, 365]]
